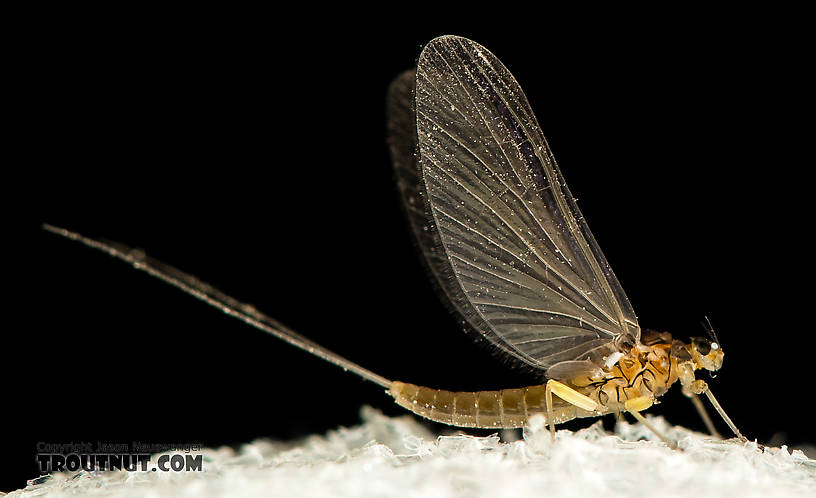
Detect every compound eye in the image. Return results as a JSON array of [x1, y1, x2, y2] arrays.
[[692, 337, 711, 356]]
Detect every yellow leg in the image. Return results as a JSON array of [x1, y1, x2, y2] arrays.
[[689, 380, 745, 441], [624, 396, 677, 449], [685, 391, 722, 439], [545, 380, 598, 441]]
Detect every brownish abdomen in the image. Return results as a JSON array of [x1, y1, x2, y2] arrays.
[[389, 381, 588, 429]]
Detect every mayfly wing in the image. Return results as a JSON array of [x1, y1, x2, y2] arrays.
[[386, 57, 615, 376], [409, 35, 640, 374], [387, 69, 537, 369]]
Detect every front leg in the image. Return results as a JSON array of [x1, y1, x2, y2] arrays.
[[686, 378, 746, 441], [681, 386, 722, 439]]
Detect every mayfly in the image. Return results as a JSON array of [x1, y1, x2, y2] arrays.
[[44, 35, 745, 446]]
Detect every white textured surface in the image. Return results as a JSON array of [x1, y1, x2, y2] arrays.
[[8, 407, 815, 498]]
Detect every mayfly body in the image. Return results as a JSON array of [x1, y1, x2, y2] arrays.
[[44, 35, 745, 447]]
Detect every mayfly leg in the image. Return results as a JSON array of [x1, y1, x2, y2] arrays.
[[543, 381, 677, 447], [685, 378, 745, 441], [687, 393, 723, 439], [702, 388, 745, 441], [42, 224, 393, 390], [544, 380, 598, 440], [627, 411, 677, 449]]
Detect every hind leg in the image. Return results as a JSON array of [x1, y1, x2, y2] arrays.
[[544, 380, 598, 441]]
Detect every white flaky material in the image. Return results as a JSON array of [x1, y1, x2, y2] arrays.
[[8, 407, 815, 498]]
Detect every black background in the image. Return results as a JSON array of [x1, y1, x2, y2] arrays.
[[8, 8, 812, 492]]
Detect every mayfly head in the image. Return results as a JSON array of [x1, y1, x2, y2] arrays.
[[690, 336, 724, 372]]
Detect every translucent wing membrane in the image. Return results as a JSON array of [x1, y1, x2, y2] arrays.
[[395, 35, 640, 374], [388, 70, 539, 371]]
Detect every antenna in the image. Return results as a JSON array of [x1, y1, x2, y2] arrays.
[[701, 315, 720, 345]]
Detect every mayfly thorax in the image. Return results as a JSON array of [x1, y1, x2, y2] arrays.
[[44, 35, 745, 446]]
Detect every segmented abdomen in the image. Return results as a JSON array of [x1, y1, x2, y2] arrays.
[[389, 381, 587, 428]]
